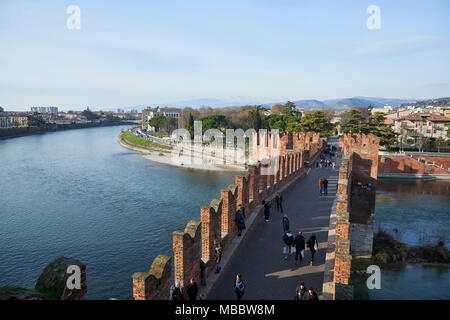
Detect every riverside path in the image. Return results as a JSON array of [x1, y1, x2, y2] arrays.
[[208, 155, 340, 300]]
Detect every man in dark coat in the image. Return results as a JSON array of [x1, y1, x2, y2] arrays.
[[283, 230, 294, 260], [186, 278, 198, 300], [306, 287, 319, 300], [323, 178, 328, 195], [235, 209, 245, 236], [239, 204, 246, 219], [171, 280, 183, 300], [293, 231, 305, 264], [295, 282, 307, 300], [275, 192, 283, 213], [282, 214, 290, 233], [263, 200, 270, 222]]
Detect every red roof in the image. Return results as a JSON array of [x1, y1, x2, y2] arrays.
[[395, 113, 449, 122], [160, 107, 181, 111]]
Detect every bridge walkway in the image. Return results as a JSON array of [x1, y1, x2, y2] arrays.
[[208, 156, 340, 300]]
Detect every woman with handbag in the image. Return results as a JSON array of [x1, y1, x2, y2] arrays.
[[306, 234, 318, 265]]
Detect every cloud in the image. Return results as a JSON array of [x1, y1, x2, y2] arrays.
[[353, 36, 449, 57]]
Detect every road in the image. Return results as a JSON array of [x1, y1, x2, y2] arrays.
[[208, 157, 339, 300]]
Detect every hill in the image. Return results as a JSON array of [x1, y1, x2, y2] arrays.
[[292, 99, 329, 110], [400, 97, 450, 108]]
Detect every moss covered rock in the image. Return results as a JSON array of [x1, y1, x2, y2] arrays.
[[35, 257, 86, 300]]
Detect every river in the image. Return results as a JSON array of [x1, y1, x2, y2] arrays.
[[0, 125, 235, 299], [353, 179, 450, 299]]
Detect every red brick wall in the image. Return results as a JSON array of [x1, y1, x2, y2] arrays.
[[172, 220, 202, 293], [379, 155, 449, 174], [201, 199, 222, 271], [332, 134, 381, 299], [220, 186, 237, 249], [412, 156, 450, 170], [132, 255, 171, 300]]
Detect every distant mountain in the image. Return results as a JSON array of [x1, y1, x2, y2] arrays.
[[292, 99, 329, 110], [399, 97, 450, 108], [352, 96, 411, 108], [322, 97, 384, 110], [128, 99, 263, 112], [118, 96, 441, 112]]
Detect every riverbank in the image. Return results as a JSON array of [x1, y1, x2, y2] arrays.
[[372, 230, 449, 264], [0, 125, 237, 299], [118, 131, 247, 172], [0, 121, 136, 140]]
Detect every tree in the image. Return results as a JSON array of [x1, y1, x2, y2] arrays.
[[290, 110, 335, 136], [341, 110, 370, 134], [342, 110, 395, 147], [263, 114, 286, 131], [187, 113, 194, 137], [368, 112, 396, 147], [163, 117, 178, 135], [28, 112, 47, 127], [81, 109, 99, 120], [199, 114, 231, 131], [248, 106, 263, 130], [105, 114, 120, 122], [271, 104, 284, 115], [281, 101, 299, 118], [436, 137, 446, 153], [149, 115, 166, 132]]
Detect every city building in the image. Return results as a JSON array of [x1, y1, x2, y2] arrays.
[[30, 106, 58, 113], [0, 106, 4, 113], [371, 105, 393, 114], [393, 113, 449, 148], [444, 108, 450, 118], [141, 106, 181, 132], [0, 115, 9, 128], [0, 113, 29, 128]]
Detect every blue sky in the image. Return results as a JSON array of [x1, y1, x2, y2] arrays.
[[1, 0, 449, 111]]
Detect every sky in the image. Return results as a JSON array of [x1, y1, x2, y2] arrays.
[[1, 0, 450, 111]]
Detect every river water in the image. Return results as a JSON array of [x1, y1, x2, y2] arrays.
[[0, 125, 235, 299], [353, 179, 450, 299]]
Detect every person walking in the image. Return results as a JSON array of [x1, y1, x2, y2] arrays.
[[187, 278, 198, 300], [214, 241, 223, 274], [275, 192, 283, 213], [233, 274, 245, 300], [323, 178, 328, 195], [306, 287, 319, 300], [295, 282, 307, 300], [235, 208, 245, 236], [239, 203, 246, 219], [307, 234, 318, 265], [318, 178, 323, 195], [171, 280, 183, 300], [263, 200, 270, 222], [283, 229, 294, 260], [293, 231, 305, 264], [282, 214, 290, 233]]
